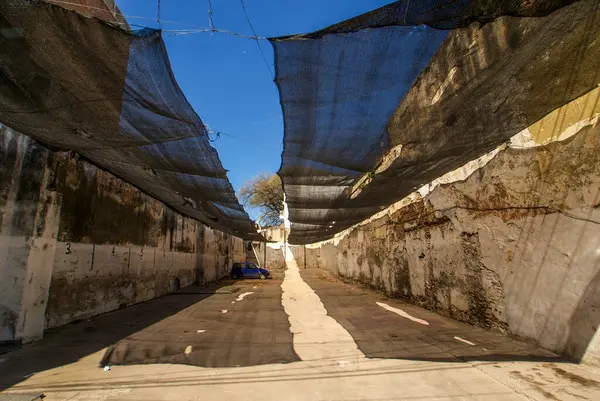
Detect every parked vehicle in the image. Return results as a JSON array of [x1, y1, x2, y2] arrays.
[[230, 262, 271, 280]]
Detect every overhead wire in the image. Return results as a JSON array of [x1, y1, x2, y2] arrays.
[[207, 128, 282, 152], [47, 0, 264, 39], [207, 129, 221, 143], [239, 0, 275, 78], [208, 0, 215, 31], [49, 0, 283, 169], [162, 28, 264, 39], [157, 0, 161, 28]]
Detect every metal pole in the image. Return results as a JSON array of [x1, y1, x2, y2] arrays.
[[304, 245, 306, 269], [263, 241, 267, 268]]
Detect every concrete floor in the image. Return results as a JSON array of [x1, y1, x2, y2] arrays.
[[1, 249, 599, 401]]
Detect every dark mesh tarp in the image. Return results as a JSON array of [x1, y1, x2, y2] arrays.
[[271, 0, 600, 244], [0, 0, 259, 239]]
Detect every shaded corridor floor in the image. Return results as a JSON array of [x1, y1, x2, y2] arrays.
[[0, 278, 297, 390], [102, 278, 297, 368], [299, 268, 560, 363], [1, 264, 599, 400]]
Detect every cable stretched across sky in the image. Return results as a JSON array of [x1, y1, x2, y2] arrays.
[[47, 0, 266, 39], [239, 0, 274, 78], [0, 0, 261, 239]]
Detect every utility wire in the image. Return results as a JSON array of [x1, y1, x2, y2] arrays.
[[208, 0, 215, 31], [207, 128, 281, 152], [47, 1, 264, 39], [162, 28, 264, 39], [157, 0, 161, 29], [239, 0, 274, 78], [207, 130, 221, 143]]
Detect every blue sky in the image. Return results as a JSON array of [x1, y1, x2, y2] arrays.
[[115, 0, 392, 219]]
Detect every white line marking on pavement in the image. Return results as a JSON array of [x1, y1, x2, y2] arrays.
[[454, 336, 475, 346], [376, 302, 430, 325], [236, 292, 254, 301], [184, 345, 192, 355]]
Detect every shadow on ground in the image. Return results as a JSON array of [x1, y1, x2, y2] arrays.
[[300, 268, 571, 364], [100, 278, 298, 369], [0, 279, 298, 391]]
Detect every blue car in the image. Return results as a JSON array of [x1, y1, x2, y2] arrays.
[[230, 262, 271, 280]]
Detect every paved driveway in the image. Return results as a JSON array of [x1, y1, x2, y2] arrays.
[[1, 247, 599, 400]]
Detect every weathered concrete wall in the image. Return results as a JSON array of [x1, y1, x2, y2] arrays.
[[0, 129, 61, 343], [252, 242, 286, 270], [266, 245, 285, 270], [308, 88, 600, 364], [199, 227, 245, 284], [1, 0, 133, 345], [0, 126, 245, 342], [289, 246, 322, 271], [251, 242, 321, 274], [0, 0, 246, 344]]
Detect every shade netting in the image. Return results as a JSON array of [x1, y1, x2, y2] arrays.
[[0, 0, 259, 239], [271, 0, 600, 244]]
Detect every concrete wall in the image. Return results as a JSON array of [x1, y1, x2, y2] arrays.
[[0, 0, 248, 344], [252, 242, 286, 270], [306, 88, 600, 365], [251, 242, 321, 273], [257, 225, 287, 243], [0, 126, 245, 343], [199, 227, 245, 284], [0, 129, 60, 343], [289, 245, 322, 271]]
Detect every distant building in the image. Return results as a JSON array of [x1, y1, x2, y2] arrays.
[[257, 223, 288, 243]]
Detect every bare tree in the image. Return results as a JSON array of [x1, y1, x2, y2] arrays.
[[238, 173, 284, 227]]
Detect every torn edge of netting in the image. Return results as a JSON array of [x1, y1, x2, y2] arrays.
[[271, 0, 580, 40], [0, 0, 261, 240], [269, 0, 599, 244]]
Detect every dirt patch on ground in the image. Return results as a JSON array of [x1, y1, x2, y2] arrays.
[[510, 371, 560, 400], [546, 364, 600, 387]]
